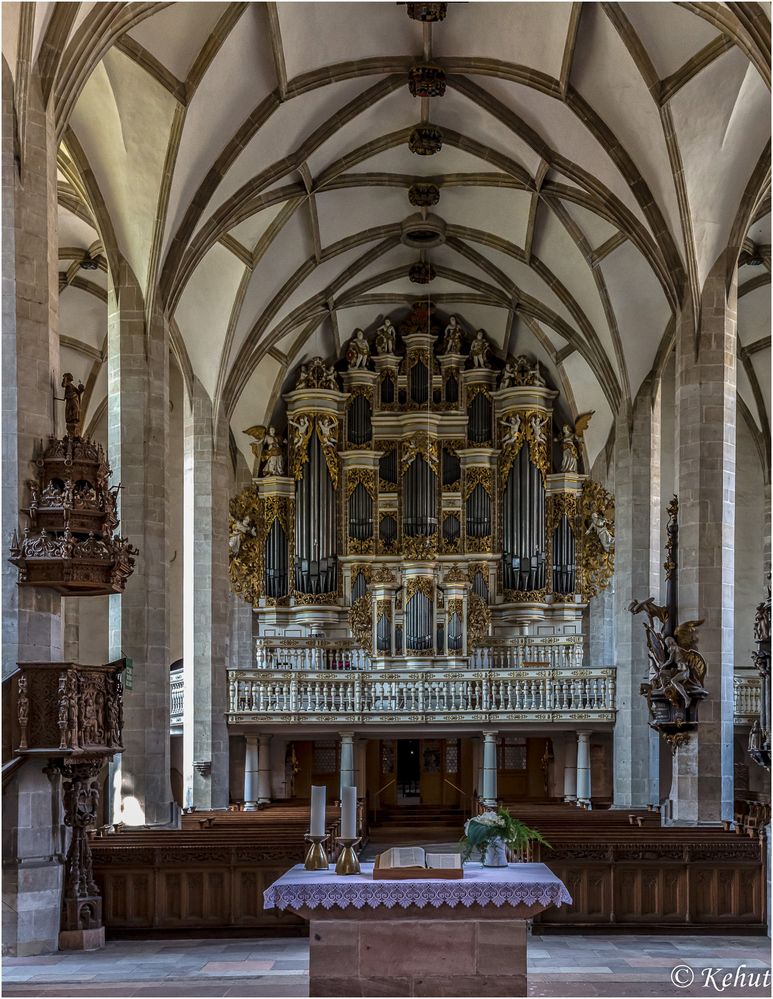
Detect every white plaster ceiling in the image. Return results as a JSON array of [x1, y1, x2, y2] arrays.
[[37, 1, 768, 470]]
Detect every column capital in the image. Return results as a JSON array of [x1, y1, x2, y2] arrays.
[[482, 729, 498, 740]]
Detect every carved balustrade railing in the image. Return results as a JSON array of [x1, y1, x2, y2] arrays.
[[470, 637, 583, 670], [226, 665, 617, 723], [170, 668, 184, 727], [254, 635, 582, 671], [256, 638, 371, 671], [734, 672, 762, 723]]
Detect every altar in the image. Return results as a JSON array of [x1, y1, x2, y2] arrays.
[[264, 862, 571, 997]]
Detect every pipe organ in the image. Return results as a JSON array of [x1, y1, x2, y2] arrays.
[[229, 304, 615, 662]]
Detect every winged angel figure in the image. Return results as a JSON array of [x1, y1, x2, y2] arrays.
[[628, 598, 708, 715], [556, 412, 594, 473]]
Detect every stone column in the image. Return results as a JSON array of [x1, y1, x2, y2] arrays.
[[563, 734, 577, 803], [107, 285, 172, 826], [669, 267, 737, 825], [182, 378, 230, 810], [257, 734, 272, 805], [612, 381, 661, 809], [63, 600, 80, 661], [243, 735, 259, 810], [576, 731, 592, 807], [2, 62, 64, 955], [481, 730, 498, 807], [356, 739, 367, 798], [340, 733, 355, 800]]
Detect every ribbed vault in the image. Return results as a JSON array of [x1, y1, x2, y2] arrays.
[[2, 0, 769, 470]]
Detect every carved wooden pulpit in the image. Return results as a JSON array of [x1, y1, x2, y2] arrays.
[[14, 659, 125, 950]]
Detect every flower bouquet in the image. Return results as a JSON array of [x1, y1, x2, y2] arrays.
[[460, 807, 550, 867]]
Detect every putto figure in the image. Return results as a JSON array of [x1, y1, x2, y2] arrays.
[[58, 373, 85, 437], [585, 509, 613, 552], [346, 329, 370, 369], [500, 413, 522, 448], [469, 329, 491, 368]]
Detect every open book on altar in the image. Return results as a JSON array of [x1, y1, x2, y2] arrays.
[[372, 847, 464, 880]]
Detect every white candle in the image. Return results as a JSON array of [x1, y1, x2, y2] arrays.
[[310, 785, 326, 838], [341, 785, 357, 840]]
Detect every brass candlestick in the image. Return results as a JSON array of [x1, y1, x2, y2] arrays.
[[335, 837, 361, 875], [304, 834, 329, 871]]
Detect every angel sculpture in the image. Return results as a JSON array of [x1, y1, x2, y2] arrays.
[[375, 318, 396, 355], [317, 415, 337, 450], [585, 509, 614, 552], [261, 427, 285, 476], [288, 414, 311, 453], [530, 414, 547, 446], [555, 412, 594, 473], [500, 413, 521, 448], [229, 516, 255, 557]]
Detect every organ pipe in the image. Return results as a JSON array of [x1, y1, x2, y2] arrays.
[[295, 431, 337, 594], [503, 446, 545, 590]]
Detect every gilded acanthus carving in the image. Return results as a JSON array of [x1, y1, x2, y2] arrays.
[[376, 599, 393, 623], [346, 468, 375, 499], [578, 480, 615, 599], [349, 595, 373, 653], [400, 433, 438, 475], [316, 415, 339, 488], [406, 576, 434, 601], [467, 593, 491, 648], [630, 496, 708, 750], [463, 466, 493, 499], [499, 409, 549, 481]]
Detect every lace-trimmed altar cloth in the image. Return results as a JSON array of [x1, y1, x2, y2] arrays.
[[263, 862, 572, 912]]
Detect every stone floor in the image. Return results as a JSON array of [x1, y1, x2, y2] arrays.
[[2, 934, 770, 997]]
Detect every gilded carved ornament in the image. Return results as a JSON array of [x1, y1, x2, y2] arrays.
[[498, 409, 549, 481], [400, 433, 438, 475], [467, 593, 491, 648], [349, 595, 373, 653], [578, 480, 615, 600]]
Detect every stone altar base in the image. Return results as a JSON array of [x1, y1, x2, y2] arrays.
[[58, 927, 105, 951], [304, 903, 533, 997]]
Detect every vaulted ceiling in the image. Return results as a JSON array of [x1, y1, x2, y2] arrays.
[[3, 1, 770, 469]]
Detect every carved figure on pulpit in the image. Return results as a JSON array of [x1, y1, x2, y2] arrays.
[[470, 329, 491, 368], [346, 329, 370, 369], [262, 427, 285, 476], [500, 414, 521, 448], [375, 318, 396, 355], [58, 373, 85, 437], [442, 315, 463, 354]]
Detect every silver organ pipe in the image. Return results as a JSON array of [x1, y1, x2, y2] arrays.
[[552, 515, 576, 593], [294, 430, 337, 594], [467, 393, 491, 445], [503, 446, 545, 591], [264, 519, 288, 597], [348, 483, 373, 540], [403, 456, 437, 537], [348, 394, 372, 446], [466, 484, 491, 537], [406, 592, 432, 652]]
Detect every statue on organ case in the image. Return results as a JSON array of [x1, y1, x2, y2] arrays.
[[469, 329, 491, 368], [346, 329, 370, 369]]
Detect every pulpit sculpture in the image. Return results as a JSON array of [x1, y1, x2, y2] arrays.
[[630, 496, 708, 751], [748, 583, 771, 770]]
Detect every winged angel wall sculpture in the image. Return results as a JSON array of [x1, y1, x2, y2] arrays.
[[629, 497, 708, 751]]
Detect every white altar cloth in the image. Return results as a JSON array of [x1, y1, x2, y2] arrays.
[[263, 861, 572, 912]]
